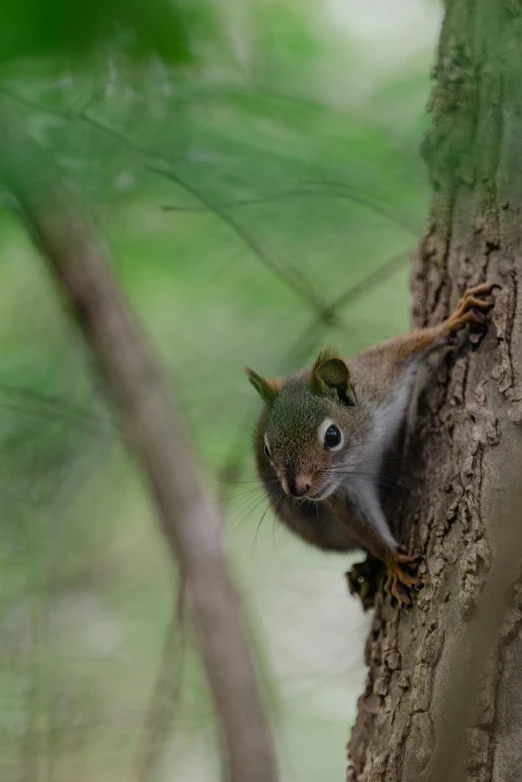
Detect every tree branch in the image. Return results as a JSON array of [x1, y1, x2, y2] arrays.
[[161, 186, 420, 238], [1, 89, 327, 314], [0, 104, 277, 782]]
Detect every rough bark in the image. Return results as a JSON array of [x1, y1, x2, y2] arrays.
[[348, 3, 522, 781]]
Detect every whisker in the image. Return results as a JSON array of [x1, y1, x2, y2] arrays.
[[251, 491, 282, 570], [220, 487, 269, 503], [230, 494, 269, 540], [319, 467, 409, 493], [322, 462, 409, 486], [214, 478, 274, 485], [228, 488, 268, 518], [269, 493, 287, 557]]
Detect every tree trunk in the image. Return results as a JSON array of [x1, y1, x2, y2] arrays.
[[348, 3, 522, 781]]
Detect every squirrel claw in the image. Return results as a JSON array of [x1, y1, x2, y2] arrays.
[[386, 577, 413, 607], [442, 283, 498, 341], [396, 551, 422, 566], [385, 549, 423, 608]]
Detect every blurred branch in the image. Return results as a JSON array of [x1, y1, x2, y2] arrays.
[[2, 85, 421, 244], [174, 81, 427, 186], [1, 88, 327, 315], [162, 184, 421, 238], [0, 384, 114, 437], [2, 88, 420, 314], [316, 248, 410, 317], [0, 103, 277, 782], [297, 180, 420, 235], [137, 579, 187, 782], [145, 159, 327, 312], [76, 118, 417, 312], [20, 592, 46, 782]]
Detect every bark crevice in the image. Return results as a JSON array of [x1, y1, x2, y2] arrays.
[[347, 3, 522, 780]]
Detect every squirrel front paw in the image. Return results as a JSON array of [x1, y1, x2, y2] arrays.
[[384, 549, 423, 608], [347, 550, 423, 609], [441, 282, 499, 345]]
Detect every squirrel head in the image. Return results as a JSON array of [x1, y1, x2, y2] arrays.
[[245, 347, 361, 501]]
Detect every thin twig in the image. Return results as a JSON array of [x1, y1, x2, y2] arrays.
[[1, 89, 326, 314], [136, 579, 187, 782], [162, 186, 420, 238], [0, 384, 113, 437], [144, 159, 326, 312]]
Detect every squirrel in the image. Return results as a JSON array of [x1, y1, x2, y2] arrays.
[[245, 283, 497, 607]]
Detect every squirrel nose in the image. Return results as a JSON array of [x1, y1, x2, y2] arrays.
[[288, 475, 312, 497]]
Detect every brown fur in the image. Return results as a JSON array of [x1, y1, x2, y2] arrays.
[[247, 284, 497, 606]]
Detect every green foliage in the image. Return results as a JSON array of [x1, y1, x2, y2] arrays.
[[0, 1, 438, 780], [0, 0, 191, 65]]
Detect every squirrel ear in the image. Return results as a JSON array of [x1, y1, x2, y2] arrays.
[[244, 367, 281, 406], [310, 347, 355, 405]]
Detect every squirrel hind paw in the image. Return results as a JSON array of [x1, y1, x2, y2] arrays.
[[345, 556, 384, 612], [386, 578, 413, 607], [385, 551, 423, 608]]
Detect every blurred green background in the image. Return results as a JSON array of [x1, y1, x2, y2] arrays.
[[0, 1, 440, 780]]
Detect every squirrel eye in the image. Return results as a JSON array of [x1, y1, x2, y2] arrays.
[[324, 424, 342, 449], [264, 443, 272, 460]]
